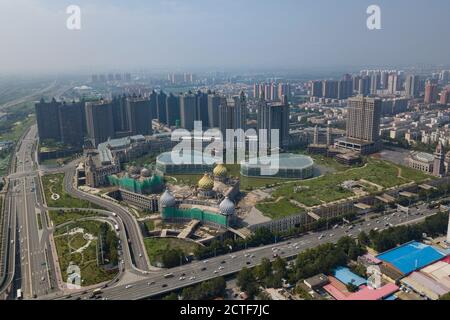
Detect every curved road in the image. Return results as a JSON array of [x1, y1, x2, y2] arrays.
[[61, 167, 150, 272]]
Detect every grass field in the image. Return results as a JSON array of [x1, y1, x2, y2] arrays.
[[256, 198, 304, 219], [273, 158, 432, 208], [167, 163, 298, 190], [49, 209, 99, 227], [54, 220, 118, 286], [144, 237, 200, 266], [42, 173, 102, 209]]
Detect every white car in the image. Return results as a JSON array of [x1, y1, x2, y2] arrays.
[[179, 277, 186, 281], [189, 276, 196, 280], [125, 285, 133, 289]]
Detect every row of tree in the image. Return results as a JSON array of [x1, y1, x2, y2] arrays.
[[163, 277, 226, 300], [98, 222, 119, 266], [358, 211, 449, 252]]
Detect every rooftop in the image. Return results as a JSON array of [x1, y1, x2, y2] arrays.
[[241, 153, 314, 170], [377, 241, 446, 275]]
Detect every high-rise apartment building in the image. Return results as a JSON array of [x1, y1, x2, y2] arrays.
[[179, 92, 197, 131], [335, 95, 382, 155], [207, 93, 221, 128], [257, 95, 290, 148], [166, 93, 180, 127], [424, 81, 438, 104], [126, 97, 153, 136], [157, 91, 168, 124], [405, 74, 420, 98], [35, 98, 62, 141], [58, 101, 84, 147], [85, 100, 115, 147]]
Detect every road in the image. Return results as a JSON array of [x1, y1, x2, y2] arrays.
[[60, 202, 440, 300], [61, 167, 150, 272], [6, 126, 60, 299]]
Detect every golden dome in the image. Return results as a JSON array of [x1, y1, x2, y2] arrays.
[[213, 164, 228, 177], [198, 174, 214, 190]]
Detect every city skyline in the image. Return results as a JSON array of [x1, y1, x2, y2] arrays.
[[1, 0, 450, 74]]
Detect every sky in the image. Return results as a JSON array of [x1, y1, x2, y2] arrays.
[[0, 0, 449, 74]]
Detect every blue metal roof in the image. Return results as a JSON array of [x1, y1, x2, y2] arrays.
[[333, 266, 367, 287], [376, 241, 446, 274]]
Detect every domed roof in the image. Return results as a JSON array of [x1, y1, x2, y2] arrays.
[[219, 197, 235, 216], [198, 174, 214, 190], [128, 165, 140, 175], [141, 168, 151, 177], [213, 164, 228, 177], [160, 190, 176, 208]]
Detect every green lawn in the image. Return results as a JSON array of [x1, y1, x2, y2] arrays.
[[42, 173, 102, 209], [49, 209, 100, 227], [166, 164, 298, 191], [273, 158, 432, 208], [256, 198, 304, 219], [144, 237, 200, 266], [54, 220, 118, 286]]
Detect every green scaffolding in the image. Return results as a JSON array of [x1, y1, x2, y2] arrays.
[[107, 174, 163, 194], [162, 207, 228, 227]]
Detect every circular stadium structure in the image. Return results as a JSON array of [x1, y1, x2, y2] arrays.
[[156, 150, 218, 175], [240, 153, 314, 179]]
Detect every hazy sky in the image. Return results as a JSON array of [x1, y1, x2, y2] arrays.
[[0, 0, 449, 74]]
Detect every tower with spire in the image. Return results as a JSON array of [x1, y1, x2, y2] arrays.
[[433, 141, 445, 177]]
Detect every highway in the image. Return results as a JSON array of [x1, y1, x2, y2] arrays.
[[60, 202, 440, 300], [11, 126, 60, 298]]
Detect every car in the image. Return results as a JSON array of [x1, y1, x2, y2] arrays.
[[147, 282, 155, 286], [295, 246, 299, 249], [272, 253, 278, 258], [318, 235, 324, 240], [189, 276, 196, 280], [181, 273, 186, 276], [244, 253, 250, 257], [203, 260, 209, 264], [125, 285, 133, 289], [162, 284, 168, 288], [221, 260, 226, 264], [214, 270, 218, 274], [250, 254, 255, 258], [246, 261, 251, 265], [329, 234, 334, 237], [230, 255, 236, 259], [139, 253, 142, 258], [179, 277, 186, 281], [201, 267, 207, 271], [218, 266, 224, 270]]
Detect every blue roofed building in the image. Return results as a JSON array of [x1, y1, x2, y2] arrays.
[[333, 266, 367, 287], [376, 241, 447, 275]]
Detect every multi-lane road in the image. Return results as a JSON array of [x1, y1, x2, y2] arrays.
[[61, 203, 440, 300], [4, 126, 59, 299]]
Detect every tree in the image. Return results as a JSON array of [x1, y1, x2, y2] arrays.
[[161, 248, 183, 268], [358, 231, 370, 247], [255, 258, 272, 281], [163, 292, 178, 300], [237, 268, 260, 299]]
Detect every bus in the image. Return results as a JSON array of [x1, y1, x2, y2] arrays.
[[17, 289, 22, 300]]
